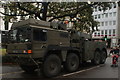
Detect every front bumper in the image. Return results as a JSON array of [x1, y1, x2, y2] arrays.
[[6, 55, 43, 66]]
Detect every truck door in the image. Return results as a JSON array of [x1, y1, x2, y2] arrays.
[[32, 28, 47, 58]]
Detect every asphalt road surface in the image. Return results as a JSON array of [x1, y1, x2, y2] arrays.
[[1, 57, 119, 80]]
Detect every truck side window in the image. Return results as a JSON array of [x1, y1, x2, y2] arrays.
[[60, 32, 68, 38], [33, 29, 47, 41], [72, 39, 79, 43]]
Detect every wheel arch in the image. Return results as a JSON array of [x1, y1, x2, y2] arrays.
[[44, 49, 81, 63], [94, 48, 101, 53], [67, 50, 81, 62], [102, 48, 107, 58], [92, 48, 101, 65], [93, 48, 101, 59], [44, 50, 62, 61]]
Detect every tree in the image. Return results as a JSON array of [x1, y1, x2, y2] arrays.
[[0, 2, 111, 32]]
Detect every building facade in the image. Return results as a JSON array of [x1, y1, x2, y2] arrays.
[[0, 3, 4, 45], [0, 3, 4, 30], [0, 3, 11, 45], [92, 3, 119, 48]]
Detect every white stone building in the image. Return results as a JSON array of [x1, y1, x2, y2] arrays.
[[0, 3, 11, 45], [0, 3, 4, 45], [92, 3, 119, 48], [0, 3, 4, 30]]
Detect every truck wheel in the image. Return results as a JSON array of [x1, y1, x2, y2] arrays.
[[42, 54, 61, 77], [64, 53, 79, 72], [91, 51, 100, 65], [20, 65, 37, 73], [100, 51, 107, 64]]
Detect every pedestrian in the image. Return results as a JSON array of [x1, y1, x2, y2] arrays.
[[115, 46, 119, 55], [111, 52, 119, 67], [110, 46, 119, 67], [110, 46, 119, 55]]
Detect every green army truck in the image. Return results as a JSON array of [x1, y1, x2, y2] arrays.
[[6, 18, 107, 77]]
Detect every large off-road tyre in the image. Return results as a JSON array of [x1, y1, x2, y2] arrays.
[[64, 53, 79, 72], [91, 51, 100, 65], [42, 54, 61, 77], [100, 51, 107, 64], [20, 65, 37, 73]]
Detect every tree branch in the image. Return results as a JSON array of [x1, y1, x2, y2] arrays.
[[17, 3, 35, 14], [48, 6, 78, 17], [17, 2, 42, 20], [48, 2, 101, 22]]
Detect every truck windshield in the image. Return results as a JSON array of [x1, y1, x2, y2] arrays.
[[9, 27, 31, 43]]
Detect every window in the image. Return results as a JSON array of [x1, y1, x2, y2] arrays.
[[109, 13, 112, 17], [98, 32, 100, 36], [102, 14, 104, 18], [113, 29, 116, 35], [105, 21, 108, 26], [33, 29, 47, 41], [9, 27, 32, 43], [113, 21, 116, 25], [109, 30, 111, 35], [98, 14, 100, 19], [101, 30, 104, 35], [113, 12, 116, 17], [99, 22, 102, 26], [102, 22, 104, 26], [94, 32, 97, 36], [105, 13, 108, 18], [60, 32, 68, 38], [101, 30, 104, 36], [72, 39, 79, 43], [11, 30, 17, 41], [105, 30, 107, 35], [109, 21, 112, 25]]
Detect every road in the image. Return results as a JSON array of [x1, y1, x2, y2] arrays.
[[1, 57, 119, 80], [58, 57, 118, 78]]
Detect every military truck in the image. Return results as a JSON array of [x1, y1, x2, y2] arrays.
[[6, 18, 107, 77]]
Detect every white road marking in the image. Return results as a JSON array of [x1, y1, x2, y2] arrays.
[[0, 71, 24, 76], [63, 64, 103, 77], [0, 64, 104, 77]]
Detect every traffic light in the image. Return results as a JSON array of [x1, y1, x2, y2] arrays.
[[104, 35, 107, 41]]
